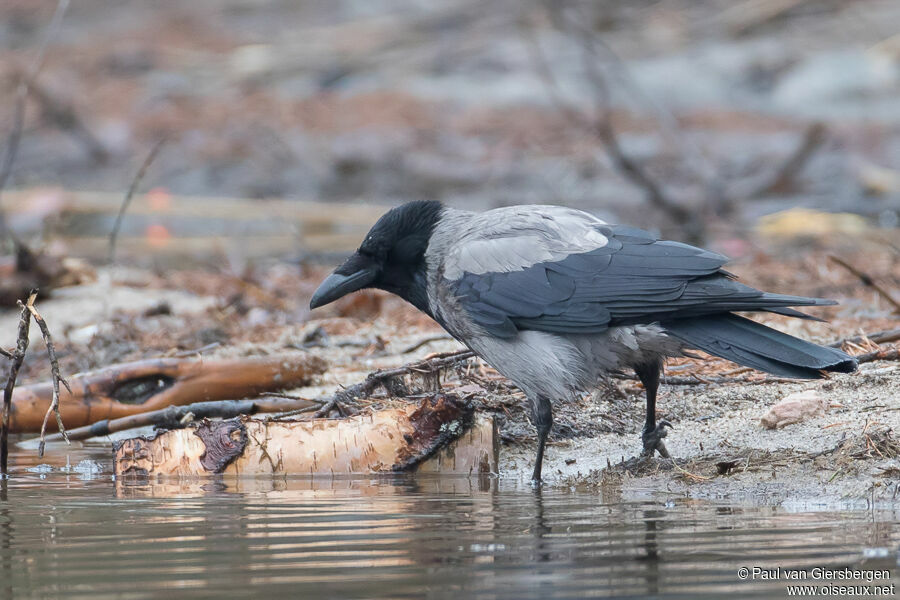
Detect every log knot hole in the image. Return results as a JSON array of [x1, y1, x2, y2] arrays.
[[194, 418, 249, 473], [111, 374, 176, 405]]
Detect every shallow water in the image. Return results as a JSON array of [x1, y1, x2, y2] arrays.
[[1, 442, 898, 599]]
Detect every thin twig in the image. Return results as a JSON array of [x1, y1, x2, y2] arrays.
[[670, 459, 712, 482], [1, 292, 35, 475], [171, 342, 221, 358], [24, 299, 71, 456], [29, 397, 321, 445], [828, 328, 900, 348], [853, 347, 900, 365], [525, 14, 700, 242], [828, 255, 900, 314], [311, 349, 476, 418], [0, 0, 70, 239], [108, 138, 167, 263], [576, 27, 699, 240], [267, 404, 323, 421], [401, 334, 453, 354]]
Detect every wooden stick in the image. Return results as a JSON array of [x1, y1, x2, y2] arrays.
[[852, 347, 900, 365], [22, 299, 72, 456], [29, 397, 317, 445]]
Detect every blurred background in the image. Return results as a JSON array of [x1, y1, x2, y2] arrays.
[[2, 0, 899, 254], [0, 0, 898, 372]]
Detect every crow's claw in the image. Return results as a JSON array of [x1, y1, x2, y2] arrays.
[[642, 419, 673, 458]]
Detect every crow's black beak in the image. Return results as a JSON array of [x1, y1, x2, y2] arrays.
[[309, 257, 378, 309]]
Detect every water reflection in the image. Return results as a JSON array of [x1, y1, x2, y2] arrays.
[[0, 444, 897, 598]]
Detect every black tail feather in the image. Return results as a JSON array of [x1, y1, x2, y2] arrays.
[[662, 314, 857, 379]]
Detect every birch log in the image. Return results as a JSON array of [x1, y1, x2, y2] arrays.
[[114, 394, 498, 477]]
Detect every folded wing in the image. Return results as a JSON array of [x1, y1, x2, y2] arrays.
[[445, 207, 833, 339]]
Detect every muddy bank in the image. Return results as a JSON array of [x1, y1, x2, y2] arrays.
[[520, 371, 900, 502]]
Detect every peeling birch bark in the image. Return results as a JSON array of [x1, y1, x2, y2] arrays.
[[114, 395, 497, 478]]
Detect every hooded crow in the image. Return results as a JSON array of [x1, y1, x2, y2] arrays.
[[310, 201, 857, 483]]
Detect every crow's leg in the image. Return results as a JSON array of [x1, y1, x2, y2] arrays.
[[531, 395, 553, 485], [634, 360, 671, 458]]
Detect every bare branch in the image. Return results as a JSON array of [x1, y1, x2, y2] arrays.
[[574, 23, 702, 242], [302, 349, 476, 419], [828, 255, 900, 315], [108, 138, 167, 263], [525, 12, 703, 242], [1, 292, 35, 475], [24, 299, 71, 456], [0, 0, 70, 240]]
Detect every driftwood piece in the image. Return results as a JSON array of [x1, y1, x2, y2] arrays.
[[114, 394, 498, 478], [8, 354, 325, 433]]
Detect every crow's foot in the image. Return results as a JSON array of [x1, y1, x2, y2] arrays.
[[641, 419, 672, 458]]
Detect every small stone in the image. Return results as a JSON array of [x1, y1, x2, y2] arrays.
[[760, 390, 827, 429]]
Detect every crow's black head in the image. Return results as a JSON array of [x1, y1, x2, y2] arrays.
[[309, 200, 444, 314]]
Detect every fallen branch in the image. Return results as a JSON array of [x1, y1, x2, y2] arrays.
[[6, 354, 326, 433], [108, 138, 167, 263], [1, 292, 35, 475], [828, 255, 900, 314], [28, 396, 318, 445]]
